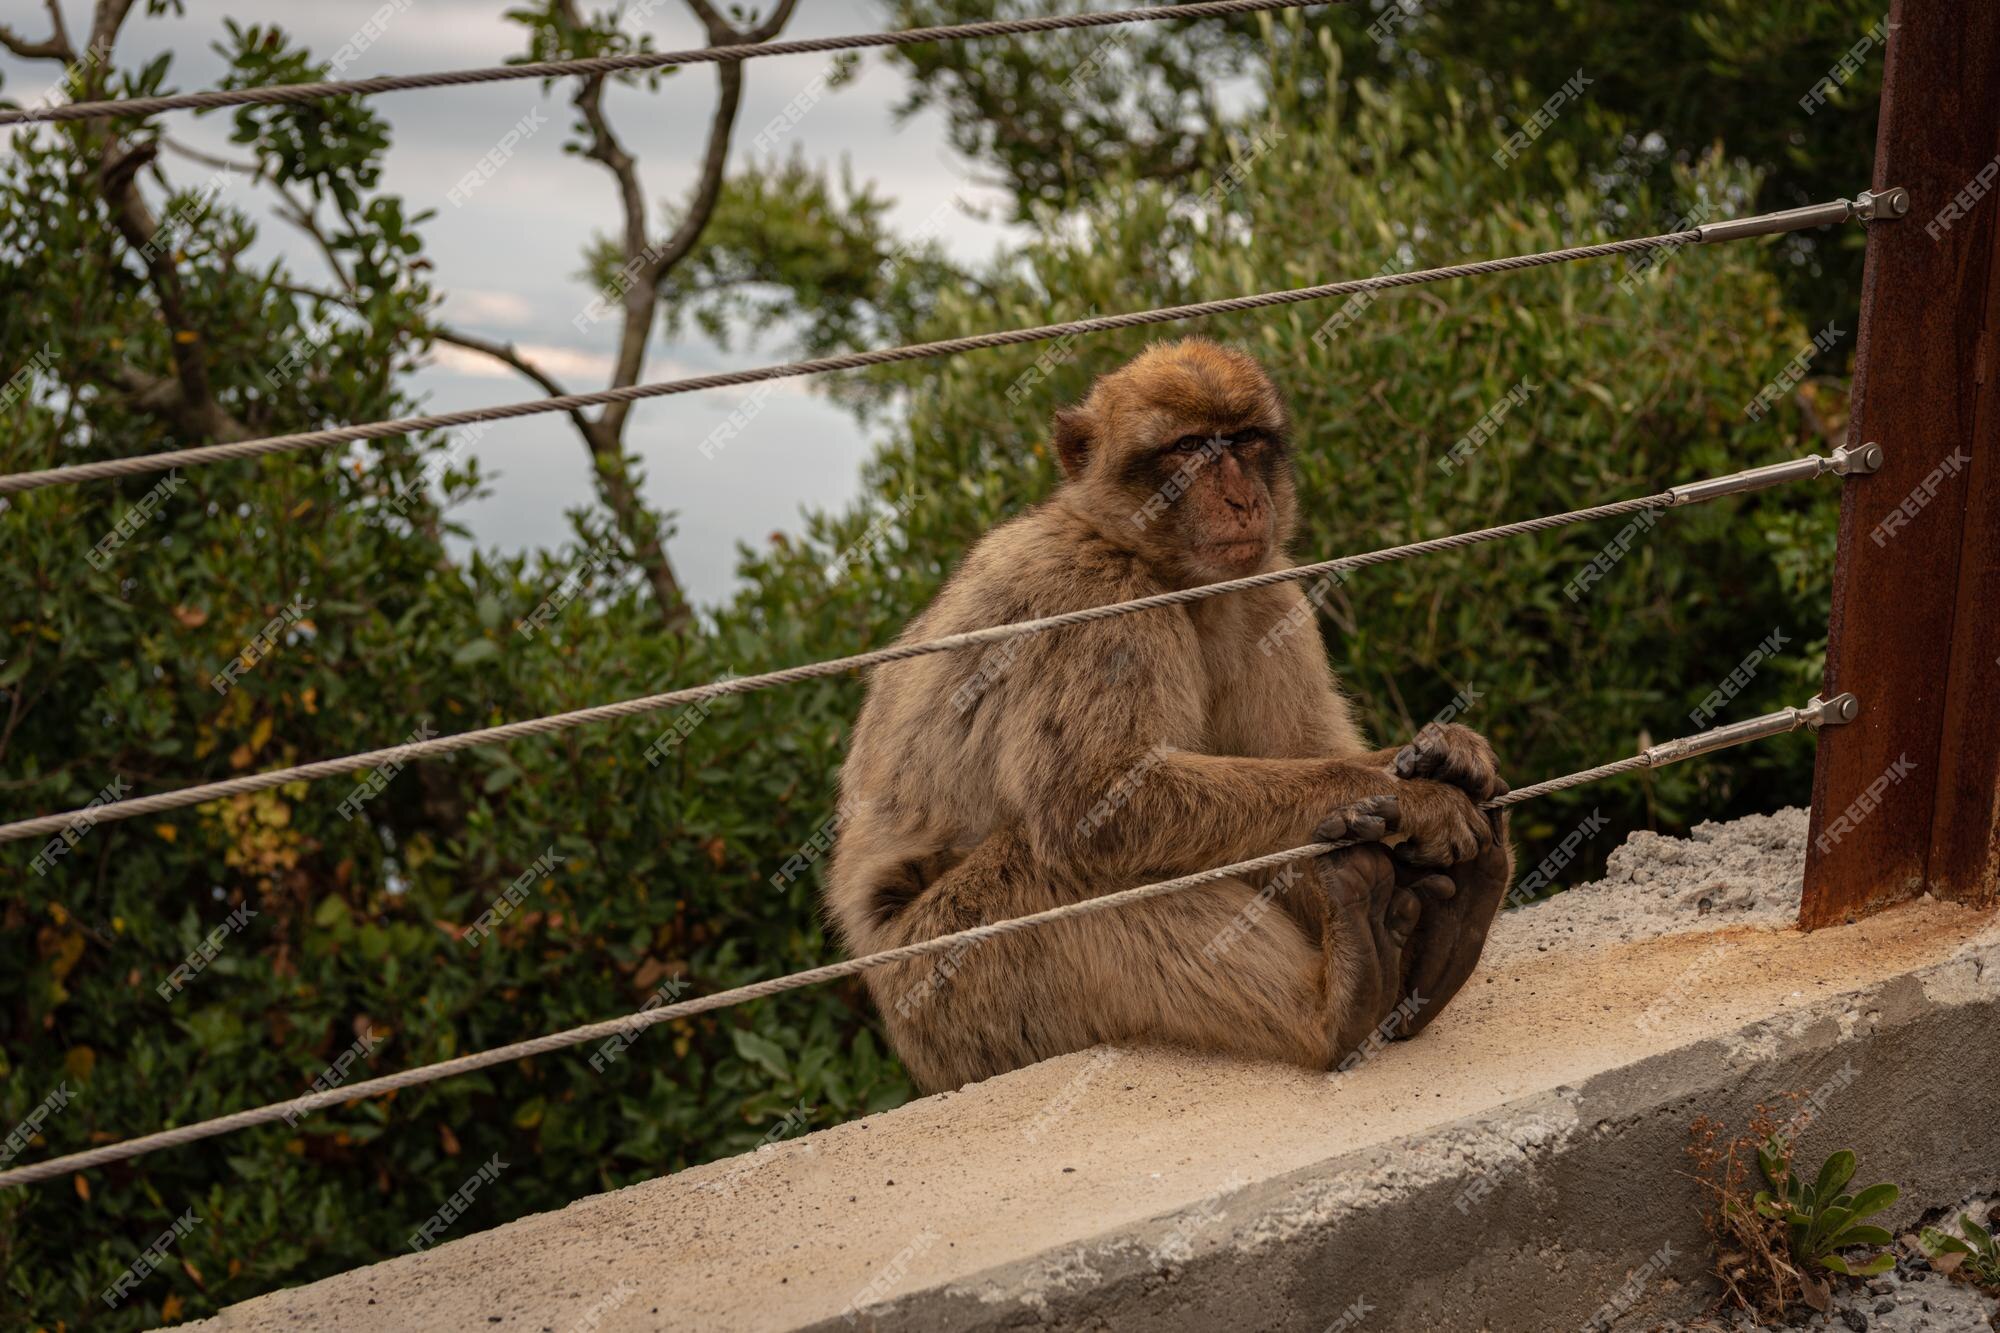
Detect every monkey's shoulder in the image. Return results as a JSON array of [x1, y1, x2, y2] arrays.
[[918, 500, 1166, 633]]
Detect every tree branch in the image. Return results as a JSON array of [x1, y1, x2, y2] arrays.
[[0, 23, 68, 61], [594, 0, 760, 444], [681, 0, 732, 37], [93, 138, 247, 443], [158, 134, 265, 185], [428, 326, 577, 405], [685, 0, 801, 43], [594, 59, 741, 443], [68, 8, 250, 449], [545, 0, 795, 626], [42, 0, 72, 55], [103, 357, 245, 444], [277, 187, 356, 294], [744, 0, 803, 44], [639, 64, 744, 285], [85, 1, 137, 74], [557, 0, 648, 264], [519, 0, 800, 627], [274, 278, 590, 433]]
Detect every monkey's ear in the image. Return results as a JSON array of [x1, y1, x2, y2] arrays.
[[1051, 405, 1093, 480]]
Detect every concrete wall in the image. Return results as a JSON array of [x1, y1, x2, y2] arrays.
[[188, 810, 2000, 1332]]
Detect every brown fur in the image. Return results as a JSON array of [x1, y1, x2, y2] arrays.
[[825, 339, 1513, 1093]]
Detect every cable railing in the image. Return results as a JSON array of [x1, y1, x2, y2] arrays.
[[0, 447, 1880, 851], [0, 196, 1893, 498], [0, 692, 1859, 1191], [0, 1, 1337, 127], [0, 0, 1924, 1209]]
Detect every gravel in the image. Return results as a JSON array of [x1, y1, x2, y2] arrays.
[[1493, 806, 1810, 965]]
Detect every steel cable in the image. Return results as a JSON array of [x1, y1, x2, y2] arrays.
[[3, 1, 1344, 126], [4, 440, 1868, 849], [0, 231, 1704, 496], [0, 492, 1685, 848], [0, 2, 1337, 127], [0, 694, 1847, 1191]]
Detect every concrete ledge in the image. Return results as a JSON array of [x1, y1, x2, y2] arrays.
[[191, 812, 2000, 1332]]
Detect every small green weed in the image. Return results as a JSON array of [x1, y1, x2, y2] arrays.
[[1918, 1210, 2000, 1292]]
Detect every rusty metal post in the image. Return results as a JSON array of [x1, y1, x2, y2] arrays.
[[1801, 0, 2000, 927]]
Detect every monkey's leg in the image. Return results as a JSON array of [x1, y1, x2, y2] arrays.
[[1375, 722, 1514, 1037], [863, 827, 1414, 1093]]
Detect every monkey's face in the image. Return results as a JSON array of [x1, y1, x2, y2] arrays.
[[1052, 338, 1297, 586]]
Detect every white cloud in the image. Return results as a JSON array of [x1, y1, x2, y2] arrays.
[[428, 342, 616, 382], [423, 343, 752, 393], [448, 289, 535, 327]]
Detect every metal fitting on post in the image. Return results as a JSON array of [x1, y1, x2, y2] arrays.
[[1829, 442, 1884, 476], [1640, 693, 1860, 768], [1694, 187, 1908, 243], [1802, 692, 1861, 728], [1666, 446, 1882, 507], [1853, 187, 1910, 222]]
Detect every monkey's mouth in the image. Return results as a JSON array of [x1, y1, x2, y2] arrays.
[[1192, 536, 1272, 572]]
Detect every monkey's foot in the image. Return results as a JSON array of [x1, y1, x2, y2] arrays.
[[1314, 830, 1424, 1067], [1388, 827, 1511, 1040]]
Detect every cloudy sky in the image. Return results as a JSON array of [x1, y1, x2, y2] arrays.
[[2, 1, 1024, 603]]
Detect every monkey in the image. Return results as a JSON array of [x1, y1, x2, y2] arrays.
[[823, 338, 1513, 1094]]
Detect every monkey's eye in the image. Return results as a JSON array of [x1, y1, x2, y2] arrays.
[[1168, 434, 1208, 454], [1229, 430, 1266, 448]]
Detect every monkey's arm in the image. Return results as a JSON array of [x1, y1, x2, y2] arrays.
[[1059, 747, 1446, 872], [993, 612, 1489, 878], [1249, 589, 1507, 805]]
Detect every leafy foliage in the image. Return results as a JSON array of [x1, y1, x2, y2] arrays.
[[885, 0, 1271, 217], [887, 0, 1884, 337], [0, 16, 902, 1327]]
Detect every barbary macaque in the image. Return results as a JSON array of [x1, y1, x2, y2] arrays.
[[825, 339, 1512, 1093]]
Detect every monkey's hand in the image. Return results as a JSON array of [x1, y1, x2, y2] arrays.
[[1385, 776, 1492, 868], [1391, 722, 1509, 805], [1390, 814, 1511, 1040], [1312, 800, 1423, 1068]]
